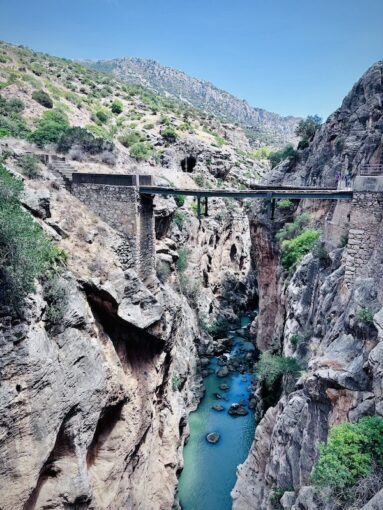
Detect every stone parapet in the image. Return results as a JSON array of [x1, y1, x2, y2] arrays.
[[344, 191, 383, 285]]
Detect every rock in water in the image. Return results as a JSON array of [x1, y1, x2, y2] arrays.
[[219, 383, 230, 391], [206, 432, 220, 444], [217, 366, 229, 377], [212, 404, 224, 412], [228, 403, 249, 416]]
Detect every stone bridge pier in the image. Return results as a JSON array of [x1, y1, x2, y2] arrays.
[[71, 174, 155, 281], [344, 175, 383, 285]]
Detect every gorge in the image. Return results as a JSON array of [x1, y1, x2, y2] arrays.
[[0, 38, 383, 510]]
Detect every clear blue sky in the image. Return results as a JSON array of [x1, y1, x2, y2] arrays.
[[1, 0, 382, 119]]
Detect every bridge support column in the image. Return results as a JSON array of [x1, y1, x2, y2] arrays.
[[344, 191, 383, 285], [138, 194, 156, 282], [71, 180, 156, 280]]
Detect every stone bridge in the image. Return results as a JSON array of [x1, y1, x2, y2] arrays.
[[69, 171, 383, 286]]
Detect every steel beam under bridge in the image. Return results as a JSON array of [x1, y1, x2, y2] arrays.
[[139, 186, 353, 201]]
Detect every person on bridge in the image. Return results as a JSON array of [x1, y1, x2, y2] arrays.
[[345, 171, 352, 188]]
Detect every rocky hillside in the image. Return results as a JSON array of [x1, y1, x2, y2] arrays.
[[0, 40, 259, 508], [232, 61, 383, 509], [85, 57, 300, 147]]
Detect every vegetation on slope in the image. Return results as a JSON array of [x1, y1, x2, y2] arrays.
[[0, 164, 66, 314], [312, 417, 383, 507]]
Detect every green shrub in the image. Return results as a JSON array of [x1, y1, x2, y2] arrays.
[[255, 352, 302, 388], [32, 90, 53, 108], [19, 154, 40, 179], [111, 100, 123, 114], [290, 334, 301, 347], [276, 199, 293, 209], [295, 115, 322, 143], [174, 210, 187, 229], [176, 248, 188, 272], [276, 213, 311, 242], [156, 260, 171, 283], [270, 487, 286, 509], [193, 174, 209, 188], [312, 241, 331, 267], [129, 142, 153, 161], [178, 273, 200, 307], [281, 229, 320, 269], [29, 109, 69, 146], [174, 195, 186, 207], [204, 318, 230, 337], [171, 371, 181, 391], [43, 275, 69, 327], [269, 144, 299, 168], [340, 231, 349, 248], [0, 165, 67, 314], [56, 126, 114, 154], [356, 307, 374, 324], [119, 130, 144, 148], [95, 110, 108, 123], [161, 126, 178, 143], [0, 96, 29, 138], [312, 417, 383, 494]]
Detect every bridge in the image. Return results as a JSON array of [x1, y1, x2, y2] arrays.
[[67, 166, 382, 286], [71, 172, 353, 220]]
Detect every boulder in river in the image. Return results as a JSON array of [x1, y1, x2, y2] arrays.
[[228, 403, 249, 416], [214, 393, 222, 399], [212, 404, 224, 412], [217, 366, 229, 377], [219, 383, 230, 391], [206, 432, 220, 444]]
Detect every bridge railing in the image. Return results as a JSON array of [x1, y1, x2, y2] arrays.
[[71, 174, 153, 186], [358, 164, 383, 176]]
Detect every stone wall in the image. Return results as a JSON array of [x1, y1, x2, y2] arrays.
[[72, 182, 155, 278], [344, 191, 383, 284]]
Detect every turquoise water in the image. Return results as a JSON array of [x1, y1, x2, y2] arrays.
[[178, 317, 256, 510]]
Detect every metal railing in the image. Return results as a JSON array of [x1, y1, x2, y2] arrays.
[[358, 164, 383, 176]]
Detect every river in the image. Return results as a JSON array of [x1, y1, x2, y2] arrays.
[[178, 315, 257, 510]]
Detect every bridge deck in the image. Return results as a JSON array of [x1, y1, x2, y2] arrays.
[[139, 186, 353, 200]]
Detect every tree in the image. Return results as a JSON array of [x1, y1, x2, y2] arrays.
[[295, 115, 322, 144]]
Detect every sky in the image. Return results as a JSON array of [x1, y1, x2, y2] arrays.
[[0, 0, 382, 119]]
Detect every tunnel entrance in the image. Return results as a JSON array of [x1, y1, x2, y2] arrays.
[[181, 156, 197, 173]]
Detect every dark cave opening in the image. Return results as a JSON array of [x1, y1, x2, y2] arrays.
[[181, 156, 197, 173]]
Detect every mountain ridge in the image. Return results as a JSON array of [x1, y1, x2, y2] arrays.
[[84, 56, 301, 147]]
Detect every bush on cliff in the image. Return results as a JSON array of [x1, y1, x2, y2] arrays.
[[0, 95, 30, 138], [129, 142, 153, 161], [0, 164, 67, 314], [111, 100, 123, 114], [255, 352, 302, 388], [276, 213, 311, 242], [29, 109, 69, 146], [268, 144, 299, 168], [312, 417, 383, 503], [57, 126, 114, 155], [295, 115, 322, 143], [280, 229, 320, 270], [32, 89, 53, 108]]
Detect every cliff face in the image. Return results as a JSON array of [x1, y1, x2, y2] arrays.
[[266, 61, 383, 187], [232, 61, 383, 509], [0, 163, 205, 509]]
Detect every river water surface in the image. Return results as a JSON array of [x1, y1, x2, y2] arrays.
[[178, 316, 256, 510]]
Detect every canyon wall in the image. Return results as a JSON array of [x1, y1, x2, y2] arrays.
[[233, 60, 383, 509]]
